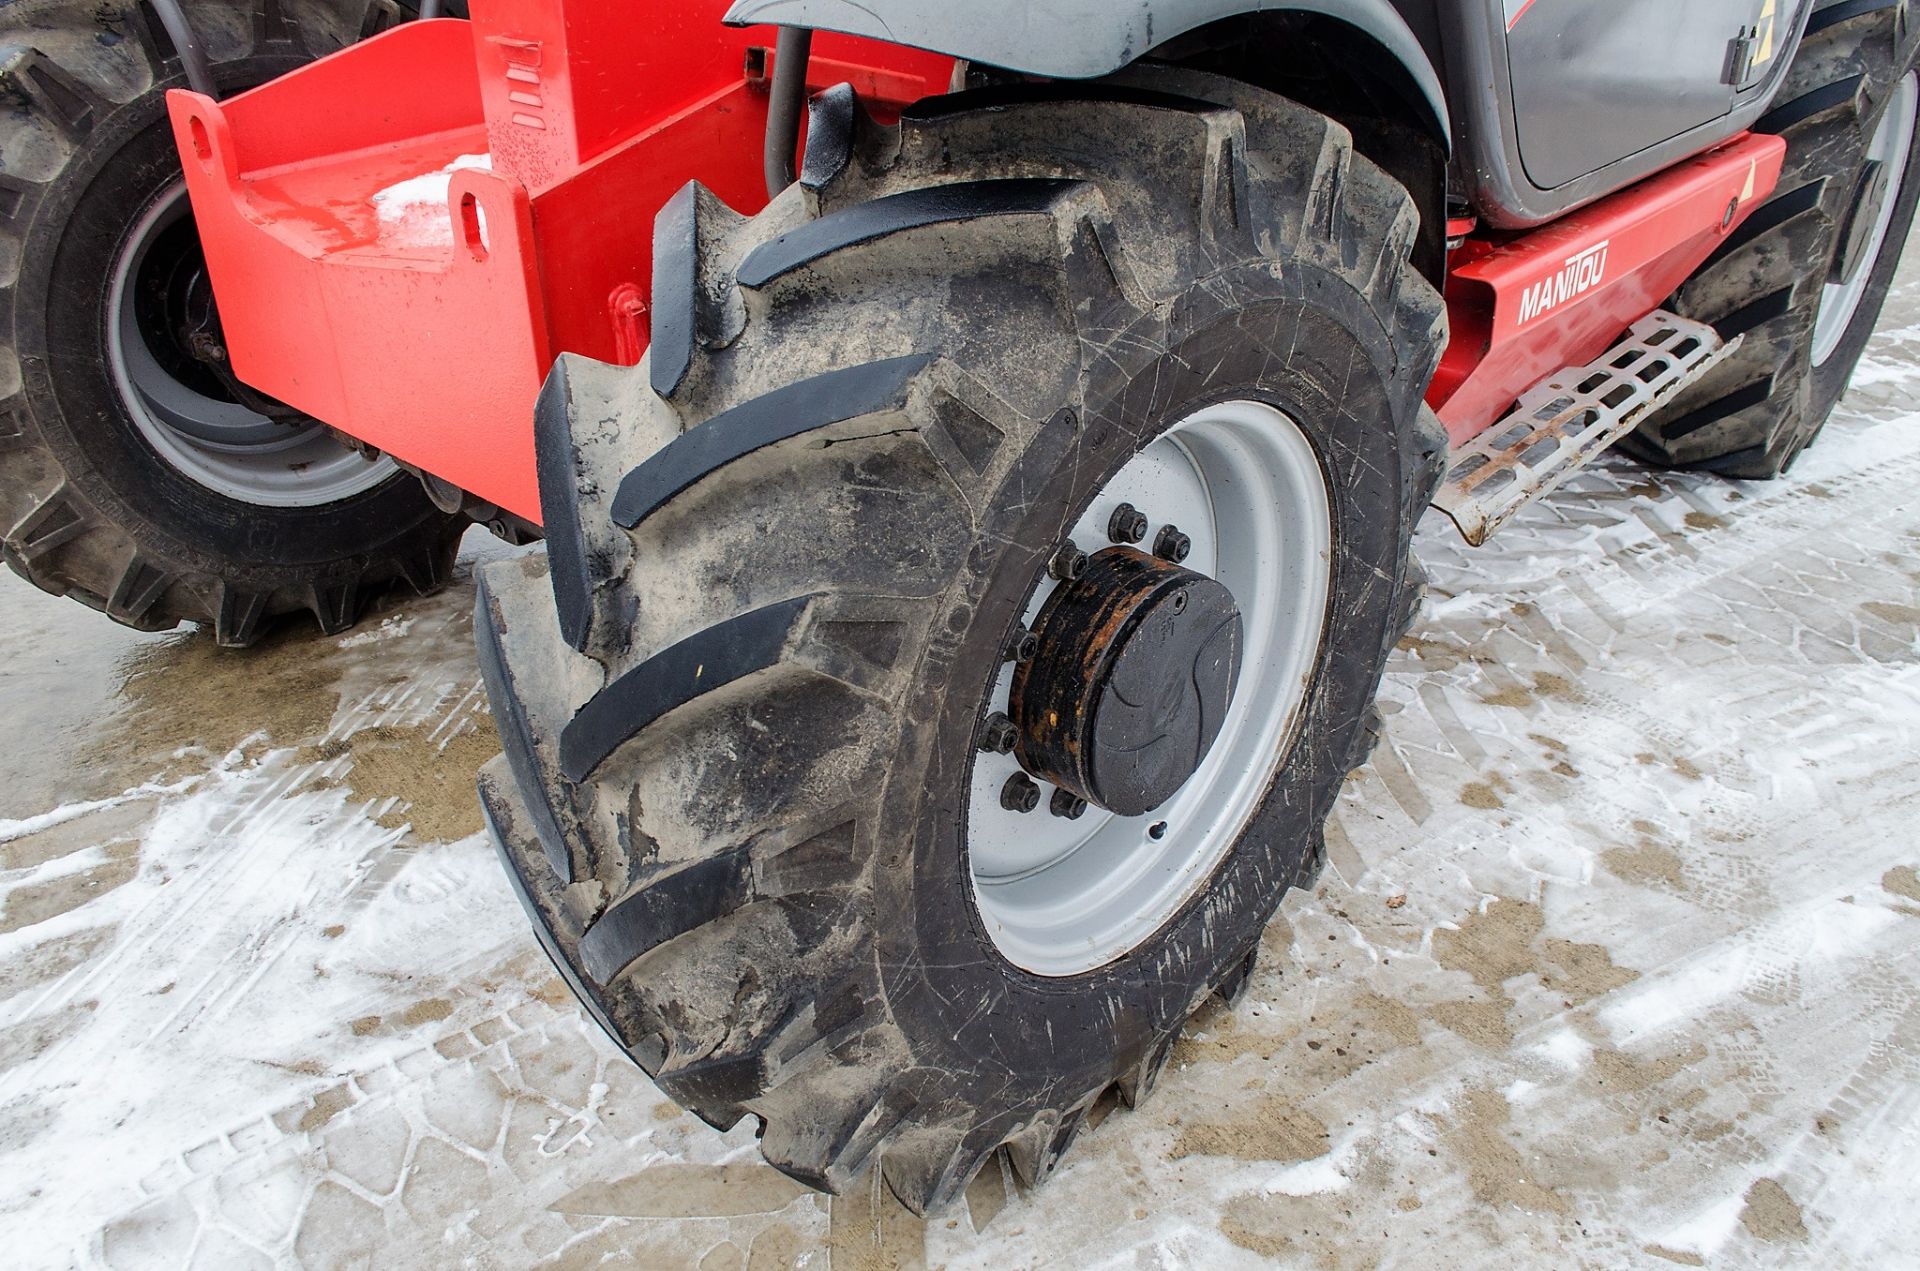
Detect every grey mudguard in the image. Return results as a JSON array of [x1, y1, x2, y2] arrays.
[[723, 0, 1449, 140]]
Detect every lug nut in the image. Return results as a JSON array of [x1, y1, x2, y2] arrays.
[[1153, 524, 1191, 563], [1050, 541, 1089, 582], [977, 711, 1017, 754], [1001, 773, 1042, 813], [1049, 788, 1089, 820], [1107, 502, 1149, 545], [1005, 626, 1039, 663]]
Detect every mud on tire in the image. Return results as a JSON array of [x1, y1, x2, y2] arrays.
[[1628, 0, 1920, 477], [478, 68, 1445, 1211], [0, 0, 462, 645]]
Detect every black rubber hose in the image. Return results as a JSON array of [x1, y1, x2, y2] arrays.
[[418, 0, 443, 19], [763, 27, 813, 198], [147, 0, 217, 98]]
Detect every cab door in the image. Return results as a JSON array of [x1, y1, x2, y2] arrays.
[[1506, 0, 1782, 189]]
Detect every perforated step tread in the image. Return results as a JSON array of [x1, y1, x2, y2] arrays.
[[1436, 312, 1738, 545]]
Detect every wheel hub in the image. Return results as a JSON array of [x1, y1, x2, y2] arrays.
[[965, 398, 1332, 978], [107, 181, 398, 506], [1831, 159, 1892, 289], [1012, 547, 1243, 817]]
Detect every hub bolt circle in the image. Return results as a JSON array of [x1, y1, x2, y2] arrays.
[[1049, 789, 1089, 820], [1050, 542, 1089, 582], [977, 712, 1018, 754], [1154, 525, 1192, 563], [1107, 502, 1149, 544], [1001, 773, 1042, 813], [1011, 546, 1242, 816]]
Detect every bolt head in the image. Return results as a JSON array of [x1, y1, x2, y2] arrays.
[[1048, 788, 1088, 820], [1107, 503, 1149, 545], [1153, 525, 1191, 563], [978, 712, 1017, 754], [1001, 773, 1042, 813], [1005, 627, 1039, 663], [1050, 542, 1089, 582]]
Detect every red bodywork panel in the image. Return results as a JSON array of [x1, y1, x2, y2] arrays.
[[170, 2, 1781, 524], [168, 1, 952, 522], [1430, 132, 1785, 443]]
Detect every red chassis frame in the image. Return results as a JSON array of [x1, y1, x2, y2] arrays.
[[167, 1, 1783, 525]]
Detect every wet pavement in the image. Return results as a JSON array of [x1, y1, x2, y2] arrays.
[[3, 255, 1919, 1267]]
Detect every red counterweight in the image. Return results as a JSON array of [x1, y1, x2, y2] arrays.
[[167, 0, 953, 523], [170, 3, 1782, 524]]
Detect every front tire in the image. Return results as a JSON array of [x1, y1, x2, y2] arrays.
[[478, 70, 1445, 1211]]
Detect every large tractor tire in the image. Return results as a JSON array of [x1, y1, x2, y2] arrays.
[[1628, 0, 1920, 476], [0, 0, 462, 645], [478, 68, 1445, 1211]]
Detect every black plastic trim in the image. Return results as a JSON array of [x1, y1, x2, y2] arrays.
[[1705, 179, 1827, 267], [558, 594, 814, 782], [478, 775, 627, 1047], [1806, 0, 1901, 37], [578, 848, 756, 984], [649, 182, 701, 400], [800, 82, 857, 190], [1714, 286, 1798, 339], [1662, 377, 1776, 440], [533, 362, 593, 653], [900, 81, 1222, 122], [1758, 75, 1865, 134], [475, 574, 575, 881], [734, 178, 1081, 288], [611, 353, 931, 530]]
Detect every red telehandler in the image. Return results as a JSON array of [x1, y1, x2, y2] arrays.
[[3, 0, 1912, 1211]]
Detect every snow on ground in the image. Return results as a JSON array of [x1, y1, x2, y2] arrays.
[[2, 263, 1919, 1269]]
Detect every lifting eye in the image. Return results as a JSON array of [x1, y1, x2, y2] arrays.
[[188, 115, 212, 166], [459, 192, 489, 262]]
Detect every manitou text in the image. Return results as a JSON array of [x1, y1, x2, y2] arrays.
[[1518, 240, 1611, 325]]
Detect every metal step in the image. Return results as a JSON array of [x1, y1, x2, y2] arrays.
[[1434, 311, 1739, 545]]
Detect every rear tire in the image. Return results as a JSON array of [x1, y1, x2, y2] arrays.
[[1628, 0, 1920, 477], [0, 0, 462, 645], [478, 70, 1445, 1211]]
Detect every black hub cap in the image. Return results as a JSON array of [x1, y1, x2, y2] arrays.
[[1010, 546, 1243, 817], [1832, 158, 1892, 287]]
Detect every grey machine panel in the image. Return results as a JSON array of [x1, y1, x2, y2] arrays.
[[1506, 0, 1773, 189], [1448, 0, 1814, 227], [726, 0, 1813, 230], [723, 0, 1451, 138]]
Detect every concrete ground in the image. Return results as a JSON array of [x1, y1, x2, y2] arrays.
[[3, 261, 1919, 1270]]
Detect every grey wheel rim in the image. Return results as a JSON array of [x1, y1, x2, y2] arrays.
[[106, 181, 396, 507], [1813, 71, 1919, 368], [966, 400, 1334, 977]]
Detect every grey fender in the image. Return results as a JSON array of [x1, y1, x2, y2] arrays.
[[724, 0, 1449, 141]]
